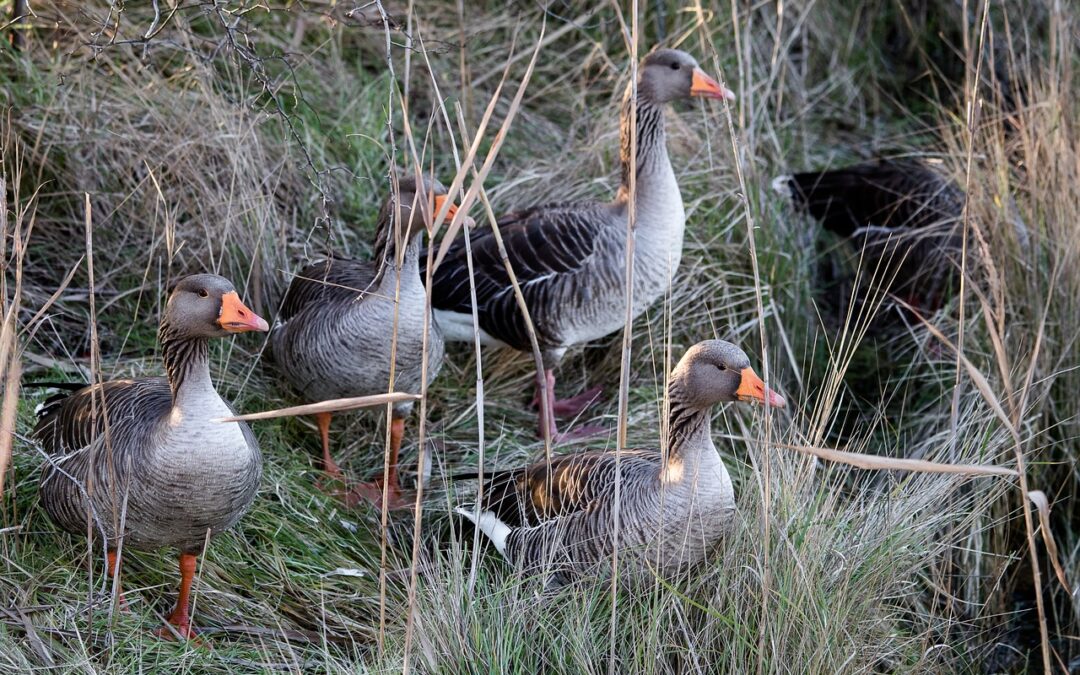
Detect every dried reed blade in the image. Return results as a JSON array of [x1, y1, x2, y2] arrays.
[[1028, 490, 1072, 594], [777, 442, 1017, 477], [216, 393, 421, 422]]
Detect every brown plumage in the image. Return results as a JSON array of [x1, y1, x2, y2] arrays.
[[774, 158, 964, 329]]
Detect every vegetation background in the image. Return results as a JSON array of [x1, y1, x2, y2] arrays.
[[0, 0, 1077, 672]]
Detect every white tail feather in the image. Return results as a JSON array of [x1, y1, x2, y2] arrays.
[[455, 506, 511, 558], [771, 174, 794, 197]]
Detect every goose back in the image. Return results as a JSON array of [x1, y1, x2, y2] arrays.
[[776, 159, 965, 316]]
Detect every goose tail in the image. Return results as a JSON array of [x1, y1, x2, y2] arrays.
[[455, 506, 511, 557], [771, 174, 795, 198]]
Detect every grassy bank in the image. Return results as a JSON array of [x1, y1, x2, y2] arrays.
[[1, 1, 1077, 672]]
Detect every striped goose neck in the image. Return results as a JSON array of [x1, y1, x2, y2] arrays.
[[618, 91, 668, 193], [371, 213, 424, 286], [664, 378, 714, 464], [158, 323, 211, 402]]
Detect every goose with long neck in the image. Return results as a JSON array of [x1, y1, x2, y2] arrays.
[[270, 175, 455, 508], [429, 48, 734, 440], [33, 274, 268, 640], [456, 340, 785, 586]]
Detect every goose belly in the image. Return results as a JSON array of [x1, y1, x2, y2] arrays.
[[554, 227, 684, 348], [124, 404, 261, 551], [40, 400, 261, 553], [279, 291, 443, 403]]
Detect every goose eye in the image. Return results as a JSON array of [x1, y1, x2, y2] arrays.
[[198, 289, 209, 298], [670, 62, 680, 70]]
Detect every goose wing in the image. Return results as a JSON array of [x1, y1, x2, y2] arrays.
[[33, 378, 173, 459], [429, 202, 609, 350], [279, 257, 379, 322], [461, 448, 660, 528]]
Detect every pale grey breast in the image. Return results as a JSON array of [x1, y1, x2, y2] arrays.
[[36, 376, 262, 553]]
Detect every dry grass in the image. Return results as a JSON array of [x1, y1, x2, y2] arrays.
[[0, 0, 1078, 672]]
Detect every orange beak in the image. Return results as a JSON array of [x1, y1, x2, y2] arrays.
[[433, 194, 458, 221], [217, 291, 269, 333], [691, 67, 736, 101], [735, 367, 786, 408]]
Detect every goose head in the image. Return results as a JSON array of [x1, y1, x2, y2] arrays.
[[164, 274, 269, 338], [639, 48, 735, 104], [379, 175, 461, 240], [673, 339, 786, 410]]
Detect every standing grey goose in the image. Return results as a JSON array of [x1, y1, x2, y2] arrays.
[[270, 176, 454, 508], [772, 159, 965, 324], [456, 339, 785, 586], [33, 274, 269, 640], [428, 48, 734, 440]]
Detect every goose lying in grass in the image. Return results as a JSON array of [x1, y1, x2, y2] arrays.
[[33, 274, 268, 640], [428, 47, 734, 441], [271, 176, 452, 509], [772, 158, 964, 326], [456, 339, 784, 588]]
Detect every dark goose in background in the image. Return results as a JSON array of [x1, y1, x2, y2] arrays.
[[773, 158, 965, 328], [33, 274, 268, 640]]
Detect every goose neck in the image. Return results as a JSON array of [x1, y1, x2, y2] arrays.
[[159, 327, 213, 405], [662, 379, 718, 468], [618, 90, 671, 195], [376, 231, 424, 289]]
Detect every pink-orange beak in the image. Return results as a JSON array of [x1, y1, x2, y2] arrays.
[[433, 194, 458, 221], [217, 291, 269, 333], [735, 367, 786, 408], [691, 67, 736, 101]]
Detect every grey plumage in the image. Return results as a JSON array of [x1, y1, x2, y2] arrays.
[[34, 274, 267, 555], [269, 176, 449, 506], [429, 48, 731, 437], [271, 176, 447, 418], [457, 339, 786, 587], [429, 49, 729, 369]]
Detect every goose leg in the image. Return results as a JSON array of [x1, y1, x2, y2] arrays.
[[106, 550, 129, 611], [315, 412, 342, 478], [348, 416, 410, 510], [155, 552, 200, 641], [534, 370, 606, 442]]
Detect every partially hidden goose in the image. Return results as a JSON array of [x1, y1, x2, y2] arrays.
[[33, 274, 268, 640], [772, 159, 965, 323], [428, 48, 734, 440], [271, 175, 453, 509], [456, 339, 785, 588]]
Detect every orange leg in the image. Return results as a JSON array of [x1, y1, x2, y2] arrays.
[[349, 416, 409, 509], [106, 550, 129, 610], [155, 552, 199, 641], [315, 412, 342, 478]]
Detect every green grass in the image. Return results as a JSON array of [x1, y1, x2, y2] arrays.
[[1, 0, 1078, 672]]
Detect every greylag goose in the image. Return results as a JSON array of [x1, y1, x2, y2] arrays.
[[772, 159, 964, 322], [428, 48, 734, 440], [270, 175, 452, 508], [33, 274, 268, 640], [456, 339, 785, 587]]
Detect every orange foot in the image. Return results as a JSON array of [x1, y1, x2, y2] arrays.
[[155, 612, 205, 645]]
